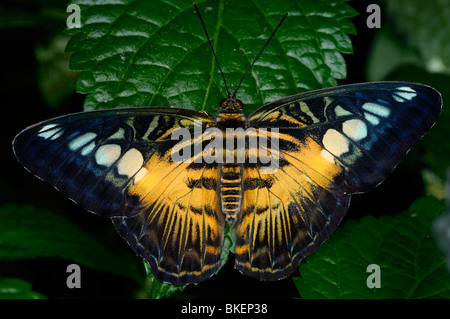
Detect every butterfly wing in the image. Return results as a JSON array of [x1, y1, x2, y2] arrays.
[[13, 107, 224, 285], [235, 82, 442, 280]]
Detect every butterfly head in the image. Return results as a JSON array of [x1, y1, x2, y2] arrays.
[[220, 93, 244, 114]]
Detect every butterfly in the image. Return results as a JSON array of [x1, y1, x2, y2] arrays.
[[12, 5, 442, 286]]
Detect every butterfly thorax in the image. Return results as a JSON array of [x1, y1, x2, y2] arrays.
[[215, 96, 246, 225], [215, 96, 246, 128]]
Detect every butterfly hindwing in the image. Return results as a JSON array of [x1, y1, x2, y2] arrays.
[[13, 107, 224, 285], [235, 82, 441, 279], [112, 161, 224, 285], [235, 162, 351, 280]]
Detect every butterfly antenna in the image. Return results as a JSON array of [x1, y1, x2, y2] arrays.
[[194, 3, 231, 97], [232, 12, 289, 97]]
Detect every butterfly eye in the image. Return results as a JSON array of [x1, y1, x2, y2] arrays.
[[235, 100, 244, 110], [219, 98, 244, 112], [219, 98, 228, 108]]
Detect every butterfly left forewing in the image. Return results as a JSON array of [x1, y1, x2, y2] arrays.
[[13, 107, 224, 285], [235, 82, 441, 280], [13, 108, 211, 217]]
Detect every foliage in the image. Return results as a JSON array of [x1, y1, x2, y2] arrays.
[[294, 197, 450, 298], [0, 203, 141, 282], [0, 276, 46, 299], [65, 0, 356, 113]]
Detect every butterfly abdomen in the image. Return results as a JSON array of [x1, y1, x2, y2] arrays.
[[215, 111, 247, 225], [220, 163, 243, 225]]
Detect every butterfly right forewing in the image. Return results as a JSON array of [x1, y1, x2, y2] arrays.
[[248, 82, 442, 194]]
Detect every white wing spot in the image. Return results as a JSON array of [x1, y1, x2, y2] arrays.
[[69, 132, 97, 151], [322, 129, 349, 157], [343, 119, 367, 141], [95, 144, 121, 166], [38, 124, 63, 140], [38, 124, 57, 132], [362, 102, 391, 117], [81, 142, 95, 156], [394, 86, 417, 102], [117, 148, 144, 177], [364, 113, 380, 126]]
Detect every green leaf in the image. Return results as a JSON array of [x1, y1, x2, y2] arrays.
[[294, 197, 450, 298], [140, 260, 187, 299], [66, 0, 357, 114], [0, 203, 142, 282], [0, 276, 46, 299]]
